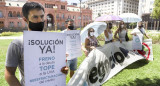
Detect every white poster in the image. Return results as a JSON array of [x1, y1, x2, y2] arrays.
[[24, 31, 66, 86], [67, 40, 153, 86], [132, 34, 143, 50], [64, 30, 82, 59]]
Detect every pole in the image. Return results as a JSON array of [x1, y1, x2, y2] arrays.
[[53, 6, 57, 31], [157, 21, 159, 31], [80, 0, 82, 31], [55, 8, 57, 31], [151, 21, 152, 30], [154, 21, 156, 30]]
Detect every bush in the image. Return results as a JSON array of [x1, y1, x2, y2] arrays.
[[54, 30, 61, 32], [1, 32, 23, 36], [97, 33, 105, 41], [112, 26, 118, 31], [76, 28, 80, 30], [1, 32, 15, 36], [47, 30, 61, 32], [76, 28, 84, 31], [96, 29, 160, 44]]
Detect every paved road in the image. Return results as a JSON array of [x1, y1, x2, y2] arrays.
[[148, 31, 160, 34], [0, 36, 22, 39]]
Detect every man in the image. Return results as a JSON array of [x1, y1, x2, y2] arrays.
[[131, 22, 149, 54], [5, 2, 68, 86], [63, 19, 77, 78], [131, 22, 149, 39]]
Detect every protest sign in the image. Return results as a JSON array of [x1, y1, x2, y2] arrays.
[[64, 30, 82, 59], [132, 34, 143, 50], [67, 40, 153, 86], [24, 31, 66, 86]]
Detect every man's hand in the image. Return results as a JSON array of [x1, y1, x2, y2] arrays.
[[61, 66, 68, 75], [133, 33, 137, 36], [5, 67, 21, 86], [120, 39, 122, 43], [145, 34, 150, 39], [84, 50, 88, 56], [66, 54, 69, 57]]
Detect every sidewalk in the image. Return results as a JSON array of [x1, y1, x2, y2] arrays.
[[0, 36, 22, 39], [148, 30, 160, 34]]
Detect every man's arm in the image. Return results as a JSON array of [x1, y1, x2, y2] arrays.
[[5, 67, 21, 86], [144, 33, 149, 39], [130, 32, 137, 36]]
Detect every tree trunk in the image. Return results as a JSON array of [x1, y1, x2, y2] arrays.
[[157, 21, 159, 31]]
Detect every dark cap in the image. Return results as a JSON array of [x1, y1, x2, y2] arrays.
[[65, 18, 74, 24]]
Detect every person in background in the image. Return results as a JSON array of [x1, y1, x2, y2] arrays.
[[5, 2, 68, 86], [131, 21, 149, 54], [131, 22, 149, 39], [85, 28, 99, 56], [104, 23, 114, 44], [114, 21, 129, 43], [63, 18, 77, 78]]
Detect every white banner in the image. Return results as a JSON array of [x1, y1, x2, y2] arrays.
[[24, 31, 66, 86], [67, 40, 153, 86], [64, 30, 82, 60]]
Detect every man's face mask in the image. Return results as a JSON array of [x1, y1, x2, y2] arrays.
[[68, 25, 74, 30], [29, 21, 44, 31], [139, 25, 143, 28]]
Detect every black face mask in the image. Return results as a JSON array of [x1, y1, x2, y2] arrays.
[[139, 25, 143, 28], [29, 21, 44, 31], [68, 26, 74, 30]]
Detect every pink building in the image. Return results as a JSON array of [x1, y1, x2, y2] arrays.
[[0, 0, 92, 31]]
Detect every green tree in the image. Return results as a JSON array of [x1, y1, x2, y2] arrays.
[[129, 23, 136, 29], [98, 13, 101, 17], [152, 0, 160, 19]]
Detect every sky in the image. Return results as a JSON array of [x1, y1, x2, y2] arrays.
[[67, 0, 87, 5]]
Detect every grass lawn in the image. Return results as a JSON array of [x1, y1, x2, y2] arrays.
[[0, 39, 160, 86], [103, 43, 160, 86], [0, 39, 20, 86]]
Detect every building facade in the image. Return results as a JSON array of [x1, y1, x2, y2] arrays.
[[85, 0, 139, 20], [141, 0, 154, 14], [0, 0, 92, 31]]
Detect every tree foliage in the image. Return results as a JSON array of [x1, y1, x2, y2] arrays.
[[152, 0, 160, 19]]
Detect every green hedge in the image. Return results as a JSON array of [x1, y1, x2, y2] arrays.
[[47, 30, 61, 32], [97, 29, 160, 44], [1, 32, 23, 36], [1, 32, 15, 36]]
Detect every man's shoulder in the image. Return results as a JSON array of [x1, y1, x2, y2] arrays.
[[132, 27, 139, 31], [61, 29, 67, 33], [11, 37, 23, 47], [134, 27, 138, 30], [141, 28, 145, 31]]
